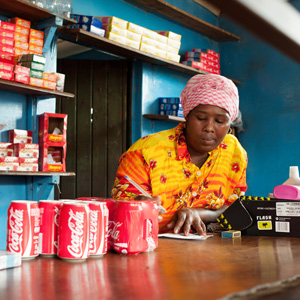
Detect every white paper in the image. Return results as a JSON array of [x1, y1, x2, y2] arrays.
[[158, 233, 213, 240]]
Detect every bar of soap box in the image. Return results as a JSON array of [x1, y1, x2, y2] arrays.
[[0, 251, 21, 270], [221, 230, 241, 238]]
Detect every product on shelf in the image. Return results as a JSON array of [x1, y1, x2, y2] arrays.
[[55, 73, 65, 92], [39, 144, 66, 172], [100, 16, 128, 29], [18, 157, 38, 171], [29, 28, 44, 40], [158, 97, 183, 117], [0, 251, 21, 270], [14, 143, 39, 158], [69, 14, 105, 37], [0, 156, 19, 171], [0, 143, 13, 156], [17, 53, 46, 64], [156, 31, 182, 42], [8, 17, 31, 29], [8, 129, 33, 144], [182, 48, 220, 74]]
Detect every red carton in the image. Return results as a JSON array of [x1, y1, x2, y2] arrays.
[[0, 62, 14, 72], [0, 70, 14, 81], [29, 29, 44, 40], [0, 37, 14, 47], [0, 156, 19, 171], [0, 45, 14, 55], [39, 113, 67, 146], [39, 144, 66, 172], [0, 52, 16, 64], [0, 29, 15, 39], [13, 143, 39, 158], [14, 65, 30, 76], [8, 17, 31, 29], [18, 157, 38, 171], [8, 129, 32, 144], [0, 22, 15, 32], [14, 73, 29, 84], [0, 143, 13, 156]]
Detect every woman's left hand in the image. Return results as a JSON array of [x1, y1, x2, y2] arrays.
[[167, 207, 206, 236]]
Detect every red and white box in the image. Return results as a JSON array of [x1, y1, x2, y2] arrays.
[[110, 200, 158, 254], [0, 21, 16, 32], [0, 37, 14, 47], [18, 157, 38, 171], [0, 61, 15, 72], [39, 113, 67, 146], [14, 73, 29, 84], [0, 70, 13, 81], [0, 156, 19, 171], [15, 65, 30, 76], [39, 144, 66, 172], [0, 52, 16, 64], [9, 129, 32, 144], [7, 200, 40, 259], [14, 143, 39, 158], [0, 143, 13, 156], [57, 202, 90, 261], [88, 201, 109, 257], [39, 200, 63, 256], [0, 29, 15, 39]]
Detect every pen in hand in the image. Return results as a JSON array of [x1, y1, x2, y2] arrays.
[[124, 175, 167, 214]]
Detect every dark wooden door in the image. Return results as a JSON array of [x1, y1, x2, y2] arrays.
[[56, 59, 129, 199]]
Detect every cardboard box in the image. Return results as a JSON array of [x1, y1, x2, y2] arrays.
[[29, 29, 44, 40], [20, 61, 45, 71], [0, 52, 16, 64], [0, 143, 13, 156], [0, 62, 14, 72], [0, 29, 14, 39], [18, 157, 38, 171], [43, 80, 56, 90], [100, 16, 128, 29], [0, 37, 14, 47], [15, 25, 30, 36], [0, 22, 15, 32], [42, 72, 56, 82], [17, 53, 46, 64], [14, 73, 29, 84], [217, 196, 300, 238], [156, 31, 181, 42], [29, 77, 43, 87], [39, 113, 67, 146], [0, 45, 14, 55], [127, 22, 144, 35], [0, 156, 19, 171], [14, 32, 28, 42], [14, 143, 39, 158], [0, 70, 13, 80], [9, 129, 32, 144], [8, 17, 31, 29], [28, 37, 43, 47], [14, 65, 30, 76], [39, 144, 66, 172], [102, 24, 127, 37]]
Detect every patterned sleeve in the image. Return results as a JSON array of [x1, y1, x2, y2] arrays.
[[111, 149, 152, 199], [224, 163, 247, 206]]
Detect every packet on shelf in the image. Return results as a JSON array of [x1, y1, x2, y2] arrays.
[[13, 143, 39, 158], [100, 16, 128, 29], [127, 22, 144, 35], [0, 156, 19, 171], [102, 24, 127, 37], [8, 129, 32, 144], [18, 157, 38, 171], [0, 143, 13, 157]]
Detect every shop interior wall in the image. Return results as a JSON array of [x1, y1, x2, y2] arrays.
[[219, 0, 300, 197]]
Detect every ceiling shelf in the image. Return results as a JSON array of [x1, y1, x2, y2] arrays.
[[0, 171, 75, 176], [0, 79, 74, 98], [0, 0, 76, 24], [143, 114, 185, 122], [124, 0, 240, 41]]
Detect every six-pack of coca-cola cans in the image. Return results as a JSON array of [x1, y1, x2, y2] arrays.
[[6, 197, 159, 261]]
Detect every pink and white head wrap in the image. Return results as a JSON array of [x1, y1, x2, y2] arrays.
[[180, 74, 239, 122]]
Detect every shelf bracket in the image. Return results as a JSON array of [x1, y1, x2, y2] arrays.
[[27, 175, 60, 201]]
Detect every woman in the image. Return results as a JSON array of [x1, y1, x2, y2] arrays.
[[112, 74, 247, 236]]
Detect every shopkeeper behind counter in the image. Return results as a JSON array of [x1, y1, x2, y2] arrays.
[[112, 74, 248, 236]]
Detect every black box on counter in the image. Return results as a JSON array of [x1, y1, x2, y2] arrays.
[[217, 196, 300, 238]]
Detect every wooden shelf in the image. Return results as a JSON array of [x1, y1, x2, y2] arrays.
[[0, 79, 74, 98], [57, 28, 240, 84], [0, 0, 76, 24], [144, 114, 185, 122], [124, 0, 240, 41], [0, 171, 75, 176]]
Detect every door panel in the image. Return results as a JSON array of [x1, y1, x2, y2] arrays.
[[56, 59, 128, 199]]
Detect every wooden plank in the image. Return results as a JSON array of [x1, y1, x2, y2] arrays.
[[76, 60, 92, 197], [107, 61, 128, 194], [209, 0, 300, 65], [0, 171, 75, 176], [92, 61, 108, 197], [57, 59, 78, 199], [193, 0, 221, 16], [124, 0, 239, 40]]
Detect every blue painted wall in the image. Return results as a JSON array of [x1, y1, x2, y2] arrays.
[[220, 0, 300, 197]]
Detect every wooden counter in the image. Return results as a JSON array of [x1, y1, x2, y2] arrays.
[[2, 235, 300, 300]]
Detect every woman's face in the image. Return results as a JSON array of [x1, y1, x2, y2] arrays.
[[185, 104, 231, 155]]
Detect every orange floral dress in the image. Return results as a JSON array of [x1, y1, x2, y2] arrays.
[[111, 122, 248, 233]]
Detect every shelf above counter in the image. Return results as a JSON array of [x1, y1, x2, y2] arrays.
[[0, 0, 76, 24], [57, 28, 241, 84], [143, 114, 185, 122], [124, 0, 240, 41], [0, 171, 75, 176], [0, 79, 74, 98]]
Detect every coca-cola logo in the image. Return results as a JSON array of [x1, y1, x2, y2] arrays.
[[67, 209, 85, 258], [107, 221, 122, 241], [89, 210, 98, 252], [8, 208, 24, 253]]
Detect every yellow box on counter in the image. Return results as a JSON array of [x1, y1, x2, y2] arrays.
[[166, 45, 180, 55], [143, 28, 158, 40], [124, 38, 140, 50], [105, 31, 126, 45], [157, 31, 181, 42], [126, 30, 142, 42], [127, 22, 144, 35], [100, 16, 128, 29], [102, 24, 127, 37], [166, 52, 181, 63], [167, 38, 181, 50]]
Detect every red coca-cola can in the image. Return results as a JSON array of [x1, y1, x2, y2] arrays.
[[39, 200, 63, 256], [77, 197, 104, 201], [110, 200, 159, 255], [7, 200, 40, 259], [88, 201, 109, 257], [57, 202, 90, 261], [96, 198, 115, 251]]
